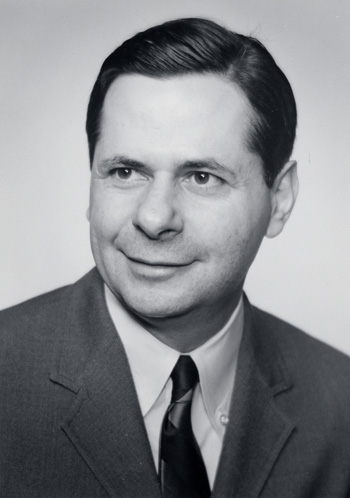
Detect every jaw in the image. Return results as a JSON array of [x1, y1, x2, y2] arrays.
[[102, 256, 245, 352]]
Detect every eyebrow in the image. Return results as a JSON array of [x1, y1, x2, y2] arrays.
[[180, 159, 233, 176], [98, 155, 236, 179], [99, 155, 145, 170]]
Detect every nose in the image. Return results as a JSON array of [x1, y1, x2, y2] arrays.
[[133, 176, 184, 240]]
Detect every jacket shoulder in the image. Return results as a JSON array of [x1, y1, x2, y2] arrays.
[[0, 268, 100, 327], [0, 269, 99, 350], [0, 284, 74, 369], [251, 305, 350, 365], [252, 304, 349, 355], [251, 305, 350, 398], [0, 284, 71, 328]]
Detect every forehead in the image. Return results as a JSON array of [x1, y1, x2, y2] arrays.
[[97, 74, 256, 166], [102, 73, 252, 125]]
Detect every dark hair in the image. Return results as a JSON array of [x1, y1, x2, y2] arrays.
[[86, 18, 297, 187]]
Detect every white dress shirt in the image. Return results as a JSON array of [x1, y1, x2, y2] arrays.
[[105, 286, 244, 488]]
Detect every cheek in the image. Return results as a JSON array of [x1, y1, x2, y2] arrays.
[[89, 189, 133, 241], [192, 201, 243, 248], [197, 199, 270, 265]]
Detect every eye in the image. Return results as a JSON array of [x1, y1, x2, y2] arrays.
[[110, 167, 148, 185], [115, 168, 132, 180], [184, 171, 223, 190], [193, 172, 211, 185]]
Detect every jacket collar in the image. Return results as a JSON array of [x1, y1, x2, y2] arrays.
[[50, 268, 162, 498], [212, 296, 295, 498]]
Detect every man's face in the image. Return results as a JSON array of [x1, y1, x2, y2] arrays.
[[88, 74, 273, 321]]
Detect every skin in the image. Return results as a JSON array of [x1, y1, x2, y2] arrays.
[[88, 74, 298, 352]]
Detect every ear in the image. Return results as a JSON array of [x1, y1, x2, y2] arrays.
[[86, 206, 91, 222], [266, 160, 298, 239]]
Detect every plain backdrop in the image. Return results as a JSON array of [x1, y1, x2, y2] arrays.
[[1, 0, 349, 354]]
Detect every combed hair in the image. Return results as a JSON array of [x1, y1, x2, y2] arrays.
[[86, 18, 297, 187]]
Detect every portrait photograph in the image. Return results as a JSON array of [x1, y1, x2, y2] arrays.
[[1, 1, 350, 496]]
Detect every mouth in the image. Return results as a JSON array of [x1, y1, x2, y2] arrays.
[[124, 253, 193, 268], [121, 252, 194, 280]]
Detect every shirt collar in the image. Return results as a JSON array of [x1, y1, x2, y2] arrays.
[[190, 299, 244, 436], [105, 285, 244, 435]]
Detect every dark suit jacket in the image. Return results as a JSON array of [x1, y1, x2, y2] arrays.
[[1, 268, 350, 497]]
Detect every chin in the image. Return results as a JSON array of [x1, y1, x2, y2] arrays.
[[116, 289, 190, 320]]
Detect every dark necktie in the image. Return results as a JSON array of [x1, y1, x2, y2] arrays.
[[159, 355, 211, 498]]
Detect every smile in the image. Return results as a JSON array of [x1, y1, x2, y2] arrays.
[[123, 253, 194, 281], [127, 256, 192, 267]]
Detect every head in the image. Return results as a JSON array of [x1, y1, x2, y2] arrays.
[[86, 17, 297, 188], [86, 18, 298, 349]]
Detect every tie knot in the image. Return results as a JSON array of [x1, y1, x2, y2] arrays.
[[170, 355, 199, 403]]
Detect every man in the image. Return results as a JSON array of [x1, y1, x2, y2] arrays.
[[1, 17, 350, 498]]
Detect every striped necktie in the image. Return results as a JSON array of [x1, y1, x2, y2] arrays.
[[159, 355, 211, 498]]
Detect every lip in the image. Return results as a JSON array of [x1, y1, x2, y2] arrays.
[[124, 253, 192, 267], [123, 253, 194, 280]]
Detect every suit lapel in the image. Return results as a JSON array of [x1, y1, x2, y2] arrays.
[[50, 269, 162, 498], [50, 270, 295, 497], [212, 297, 295, 498]]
